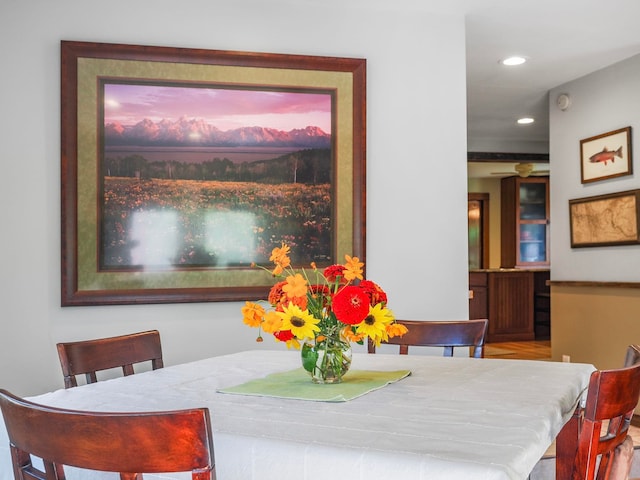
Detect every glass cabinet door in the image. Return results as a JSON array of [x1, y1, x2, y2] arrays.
[[517, 181, 549, 265], [519, 183, 546, 220], [519, 224, 547, 263]]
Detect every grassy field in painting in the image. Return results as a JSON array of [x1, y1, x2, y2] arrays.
[[101, 177, 332, 269]]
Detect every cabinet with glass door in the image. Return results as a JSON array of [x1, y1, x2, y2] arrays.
[[500, 176, 550, 268]]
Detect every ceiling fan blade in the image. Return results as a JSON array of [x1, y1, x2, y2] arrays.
[[489, 163, 549, 177]]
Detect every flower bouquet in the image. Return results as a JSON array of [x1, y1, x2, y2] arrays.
[[241, 243, 408, 383]]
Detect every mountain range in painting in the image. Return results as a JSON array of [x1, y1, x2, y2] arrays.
[[104, 117, 331, 148]]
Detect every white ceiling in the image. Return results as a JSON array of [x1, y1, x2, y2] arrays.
[[301, 0, 640, 177], [462, 0, 640, 177]]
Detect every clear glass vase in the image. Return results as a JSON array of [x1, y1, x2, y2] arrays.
[[301, 332, 352, 384]]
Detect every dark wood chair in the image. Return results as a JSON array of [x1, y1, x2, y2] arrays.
[[368, 319, 489, 358], [572, 362, 640, 480], [57, 330, 164, 388], [0, 389, 215, 480], [624, 344, 640, 367]]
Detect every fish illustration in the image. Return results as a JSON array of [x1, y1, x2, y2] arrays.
[[589, 146, 623, 165]]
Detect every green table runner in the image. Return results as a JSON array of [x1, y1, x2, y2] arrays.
[[218, 368, 411, 402]]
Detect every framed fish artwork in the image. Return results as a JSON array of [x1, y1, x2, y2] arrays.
[[580, 126, 632, 184]]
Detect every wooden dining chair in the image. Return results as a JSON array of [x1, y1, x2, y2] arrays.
[[572, 361, 640, 480], [0, 388, 215, 480], [624, 344, 640, 367], [56, 330, 164, 388], [368, 319, 489, 358]]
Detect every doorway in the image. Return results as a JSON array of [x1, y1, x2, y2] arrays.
[[468, 193, 489, 270]]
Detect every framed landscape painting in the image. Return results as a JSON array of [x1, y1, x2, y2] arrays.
[[61, 41, 366, 306]]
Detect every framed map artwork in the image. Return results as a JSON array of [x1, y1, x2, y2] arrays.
[[569, 189, 640, 247]]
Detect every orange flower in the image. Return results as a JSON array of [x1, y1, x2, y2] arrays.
[[241, 301, 265, 328], [268, 281, 287, 306], [282, 273, 308, 298], [387, 322, 409, 338], [262, 311, 283, 334], [341, 327, 365, 343], [287, 294, 308, 310], [269, 243, 291, 275], [343, 255, 364, 281], [269, 243, 290, 264]]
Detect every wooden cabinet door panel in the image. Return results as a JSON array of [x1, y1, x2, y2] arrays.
[[487, 272, 534, 342]]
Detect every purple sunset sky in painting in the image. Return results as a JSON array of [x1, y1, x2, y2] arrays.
[[104, 83, 332, 132]]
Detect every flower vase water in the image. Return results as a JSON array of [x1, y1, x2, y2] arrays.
[[301, 331, 352, 384]]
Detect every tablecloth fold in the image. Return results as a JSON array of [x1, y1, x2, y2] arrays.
[[218, 368, 411, 402]]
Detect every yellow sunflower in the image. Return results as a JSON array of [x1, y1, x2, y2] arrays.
[[356, 303, 395, 346], [278, 303, 320, 340]]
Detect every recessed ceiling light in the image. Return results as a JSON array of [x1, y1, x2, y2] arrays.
[[517, 117, 535, 125], [501, 56, 527, 66]]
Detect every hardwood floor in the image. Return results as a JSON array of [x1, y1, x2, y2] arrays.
[[484, 340, 551, 360]]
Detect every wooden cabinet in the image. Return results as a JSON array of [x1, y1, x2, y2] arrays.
[[501, 176, 550, 268], [469, 272, 488, 320], [469, 270, 540, 343], [533, 270, 551, 340]]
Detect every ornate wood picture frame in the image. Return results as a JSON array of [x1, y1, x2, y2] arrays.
[[61, 41, 366, 306]]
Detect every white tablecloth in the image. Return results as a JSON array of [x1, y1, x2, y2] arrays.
[[0, 350, 595, 480]]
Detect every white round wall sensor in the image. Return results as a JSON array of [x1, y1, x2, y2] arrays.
[[557, 93, 571, 111]]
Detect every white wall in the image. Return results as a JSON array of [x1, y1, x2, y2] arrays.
[[549, 54, 640, 282], [0, 0, 469, 396]]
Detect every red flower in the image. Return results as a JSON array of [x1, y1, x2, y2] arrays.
[[359, 280, 388, 306], [332, 286, 370, 325], [309, 284, 330, 295], [323, 264, 347, 284], [274, 330, 294, 342]]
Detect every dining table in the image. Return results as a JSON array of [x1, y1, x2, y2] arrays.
[[0, 350, 595, 480]]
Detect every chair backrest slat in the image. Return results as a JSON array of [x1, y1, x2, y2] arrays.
[[573, 361, 640, 480], [57, 330, 164, 388], [368, 319, 488, 358], [0, 389, 215, 480]]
